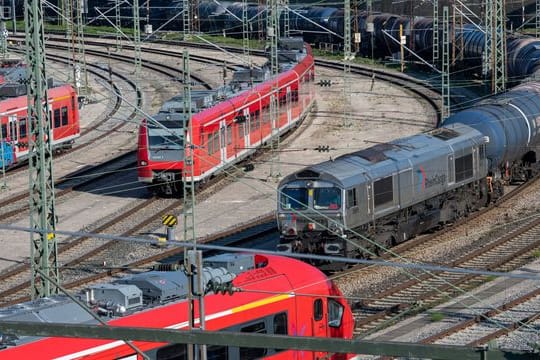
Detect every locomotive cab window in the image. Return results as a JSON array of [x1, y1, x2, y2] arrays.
[[61, 106, 69, 126], [328, 298, 344, 328], [19, 118, 27, 139], [54, 108, 61, 128], [455, 153, 473, 182], [314, 187, 341, 210], [347, 189, 357, 208], [1, 124, 7, 140], [374, 176, 394, 207], [281, 187, 308, 210], [314, 298, 323, 321], [239, 321, 267, 359]]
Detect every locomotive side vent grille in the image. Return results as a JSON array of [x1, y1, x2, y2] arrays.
[[296, 170, 320, 179], [429, 128, 460, 140]]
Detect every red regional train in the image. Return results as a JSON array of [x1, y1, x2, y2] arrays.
[[0, 81, 80, 168], [0, 253, 354, 359], [137, 38, 315, 195]]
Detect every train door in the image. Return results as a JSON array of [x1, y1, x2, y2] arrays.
[[220, 120, 227, 165], [312, 298, 327, 359], [286, 87, 292, 126], [8, 115, 18, 154], [243, 108, 250, 151]]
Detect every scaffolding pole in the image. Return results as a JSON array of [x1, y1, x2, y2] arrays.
[[25, 0, 60, 299], [242, 0, 251, 68], [282, 0, 289, 37]]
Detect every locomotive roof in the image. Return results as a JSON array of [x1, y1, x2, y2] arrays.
[[0, 254, 329, 351], [280, 123, 484, 189]]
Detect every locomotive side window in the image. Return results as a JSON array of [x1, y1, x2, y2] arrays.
[[54, 108, 61, 128], [314, 187, 341, 210], [155, 343, 187, 360], [455, 154, 473, 182], [314, 298, 323, 321], [281, 187, 307, 210], [273, 312, 288, 335], [346, 189, 357, 208], [374, 176, 393, 207], [19, 118, 27, 139], [328, 299, 344, 328], [1, 124, 7, 140], [61, 106, 68, 126], [8, 117, 17, 141], [207, 345, 229, 359], [226, 124, 232, 145], [239, 321, 267, 358]]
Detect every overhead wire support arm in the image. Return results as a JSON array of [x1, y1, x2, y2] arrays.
[[25, 0, 60, 299]]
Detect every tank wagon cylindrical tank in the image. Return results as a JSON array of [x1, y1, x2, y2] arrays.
[[443, 82, 540, 173]]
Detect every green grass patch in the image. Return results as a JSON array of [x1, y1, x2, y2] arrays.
[[532, 249, 540, 258], [429, 312, 445, 322]]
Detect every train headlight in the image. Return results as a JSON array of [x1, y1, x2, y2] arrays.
[[140, 160, 148, 166]]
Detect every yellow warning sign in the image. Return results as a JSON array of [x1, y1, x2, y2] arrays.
[[162, 214, 178, 227]]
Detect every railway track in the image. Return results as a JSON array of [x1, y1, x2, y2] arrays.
[[0, 36, 446, 314], [330, 177, 540, 341], [420, 286, 540, 350]]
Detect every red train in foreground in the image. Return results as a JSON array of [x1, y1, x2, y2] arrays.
[[0, 253, 353, 359], [0, 59, 80, 169], [137, 38, 315, 195]]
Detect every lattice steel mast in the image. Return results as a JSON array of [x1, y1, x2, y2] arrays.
[[537, 0, 540, 38], [343, 0, 352, 127], [115, 0, 122, 50], [442, 6, 450, 122], [492, 0, 506, 93], [25, 0, 60, 298], [75, 0, 88, 95], [433, 0, 439, 64], [268, 0, 280, 178], [183, 0, 191, 40], [133, 0, 141, 80]]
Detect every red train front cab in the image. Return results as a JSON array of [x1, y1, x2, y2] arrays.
[[137, 118, 153, 182]]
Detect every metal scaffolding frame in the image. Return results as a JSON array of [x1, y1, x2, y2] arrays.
[[442, 6, 450, 122]]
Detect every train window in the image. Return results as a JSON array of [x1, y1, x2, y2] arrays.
[[314, 187, 341, 210], [1, 124, 7, 140], [239, 321, 267, 359], [314, 298, 323, 321], [237, 122, 244, 139], [207, 345, 228, 359], [328, 299, 344, 328], [347, 189, 357, 208], [54, 108, 61, 128], [455, 154, 473, 182], [8, 118, 17, 141], [479, 145, 486, 160], [292, 89, 299, 102], [61, 106, 68, 126], [250, 112, 259, 131], [19, 118, 27, 139], [207, 134, 213, 154], [226, 124, 232, 145], [281, 187, 308, 210], [273, 312, 288, 335], [155, 344, 187, 360], [374, 176, 393, 207], [220, 127, 225, 148]]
